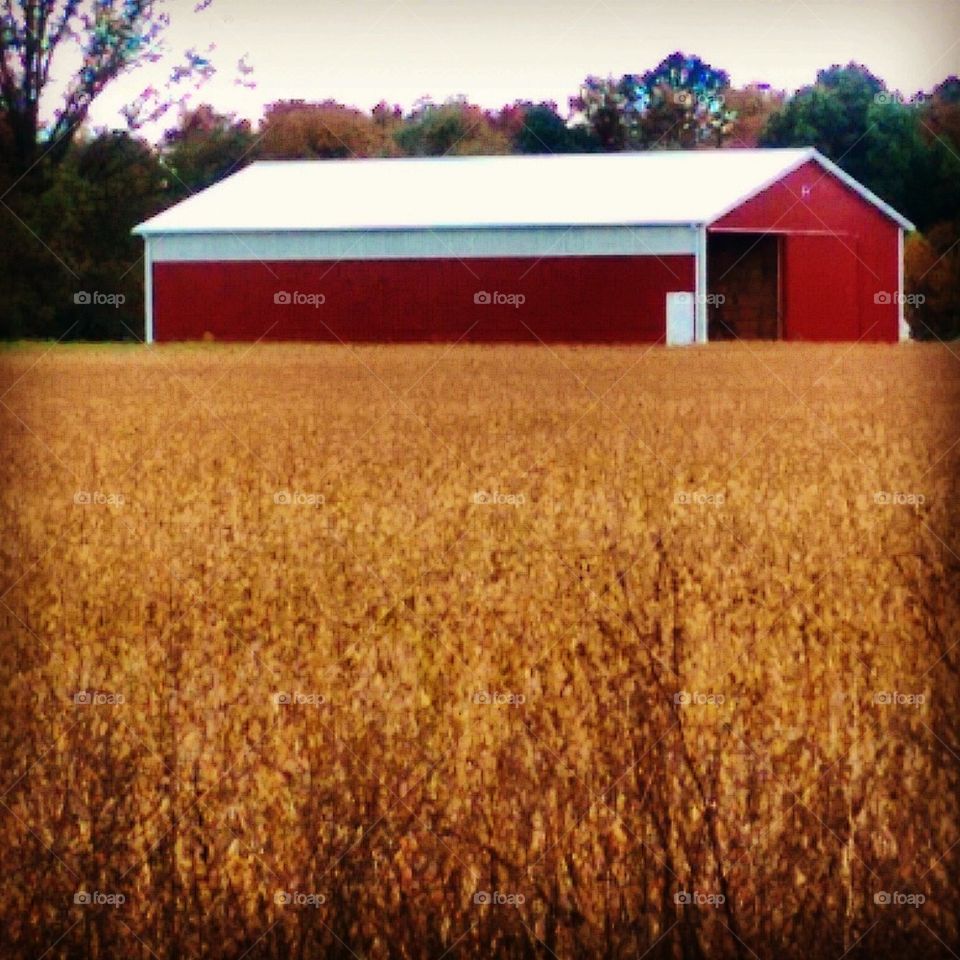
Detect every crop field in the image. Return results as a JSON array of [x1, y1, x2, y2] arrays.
[[0, 341, 958, 960]]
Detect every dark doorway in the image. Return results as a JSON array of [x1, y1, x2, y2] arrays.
[[707, 232, 780, 340]]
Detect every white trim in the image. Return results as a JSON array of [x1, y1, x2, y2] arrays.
[[144, 237, 154, 345], [147, 225, 698, 262], [898, 227, 909, 342], [707, 227, 850, 236], [695, 226, 708, 342]]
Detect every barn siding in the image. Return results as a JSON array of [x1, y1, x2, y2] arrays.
[[710, 160, 900, 342], [152, 255, 695, 343], [149, 225, 698, 262]]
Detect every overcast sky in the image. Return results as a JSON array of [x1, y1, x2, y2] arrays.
[[78, 0, 960, 136]]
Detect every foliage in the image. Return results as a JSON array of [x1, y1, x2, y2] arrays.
[[573, 53, 735, 149], [760, 63, 885, 180], [258, 100, 395, 160], [0, 0, 216, 176], [905, 226, 960, 340], [569, 77, 629, 150], [393, 98, 511, 157], [496, 100, 600, 154], [0, 130, 167, 339], [721, 84, 786, 148], [160, 105, 255, 196]]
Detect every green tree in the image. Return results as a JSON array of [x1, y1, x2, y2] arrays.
[[760, 63, 885, 180], [916, 76, 960, 228], [497, 100, 599, 154], [394, 99, 511, 156], [161, 104, 255, 196], [860, 99, 941, 230], [0, 130, 167, 339]]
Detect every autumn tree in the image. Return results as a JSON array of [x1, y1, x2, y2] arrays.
[[258, 100, 393, 159], [721, 84, 786, 148]]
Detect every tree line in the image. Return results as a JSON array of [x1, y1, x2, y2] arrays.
[[1, 46, 958, 340]]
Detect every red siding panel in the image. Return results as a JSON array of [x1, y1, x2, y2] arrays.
[[711, 160, 900, 342], [152, 255, 694, 343], [783, 235, 859, 341]]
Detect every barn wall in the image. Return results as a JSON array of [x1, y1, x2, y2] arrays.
[[149, 225, 697, 261], [152, 255, 695, 343], [710, 160, 900, 342]]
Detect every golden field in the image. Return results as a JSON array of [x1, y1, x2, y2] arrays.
[[0, 341, 958, 960]]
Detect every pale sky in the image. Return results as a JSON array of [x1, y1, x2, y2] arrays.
[[70, 0, 960, 138]]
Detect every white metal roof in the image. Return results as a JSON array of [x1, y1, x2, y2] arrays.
[[134, 148, 914, 235]]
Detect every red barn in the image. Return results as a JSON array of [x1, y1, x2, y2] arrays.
[[133, 148, 914, 344]]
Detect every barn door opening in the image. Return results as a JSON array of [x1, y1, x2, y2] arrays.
[[707, 232, 780, 340]]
